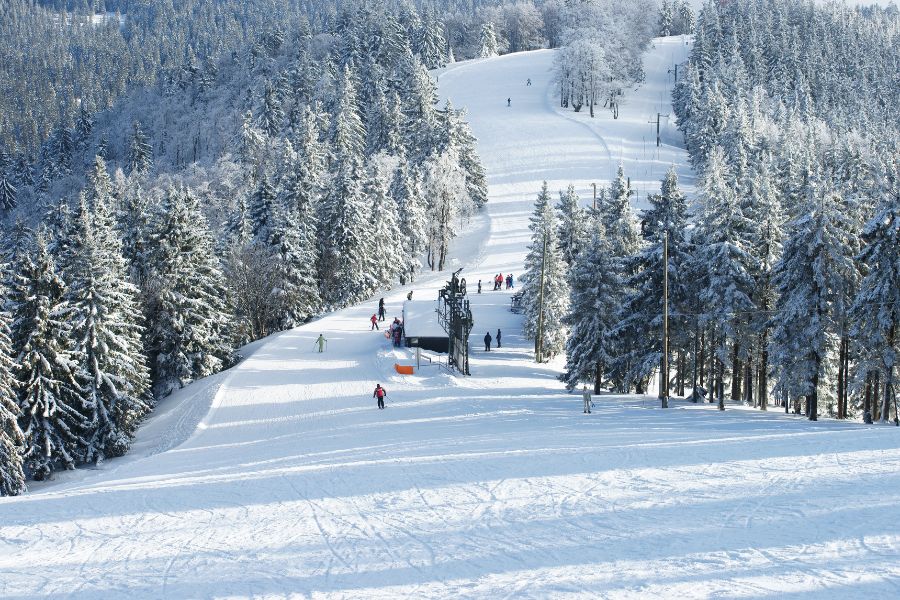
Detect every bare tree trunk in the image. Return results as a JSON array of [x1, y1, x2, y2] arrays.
[[881, 325, 895, 423], [698, 328, 706, 388], [758, 331, 768, 411], [864, 371, 874, 424], [730, 343, 741, 402], [809, 354, 819, 421], [594, 361, 603, 395]]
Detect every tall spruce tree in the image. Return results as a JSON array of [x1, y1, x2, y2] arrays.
[[11, 235, 85, 480], [561, 215, 619, 392], [127, 121, 153, 176], [522, 182, 570, 361], [0, 281, 26, 496], [392, 162, 428, 285], [64, 196, 151, 462], [146, 187, 233, 396]]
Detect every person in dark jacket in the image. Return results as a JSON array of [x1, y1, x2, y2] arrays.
[[496, 329, 502, 348], [484, 331, 492, 351], [378, 298, 386, 321], [374, 384, 387, 409]]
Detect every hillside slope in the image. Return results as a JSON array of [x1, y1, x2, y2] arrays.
[[1, 39, 898, 599]]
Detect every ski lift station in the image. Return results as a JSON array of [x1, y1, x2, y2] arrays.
[[402, 300, 449, 353]]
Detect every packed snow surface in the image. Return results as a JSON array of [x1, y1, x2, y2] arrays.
[[2, 38, 899, 599]]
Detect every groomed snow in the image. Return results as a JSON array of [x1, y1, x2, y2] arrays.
[[2, 38, 899, 599]]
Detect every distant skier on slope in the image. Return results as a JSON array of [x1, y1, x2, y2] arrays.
[[484, 331, 492, 351], [582, 385, 592, 414], [314, 334, 327, 353], [378, 297, 386, 321], [496, 329, 502, 348], [373, 384, 387, 409], [370, 314, 379, 330], [507, 98, 511, 107], [526, 78, 531, 86]]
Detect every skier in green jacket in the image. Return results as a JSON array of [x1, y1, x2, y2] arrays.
[[315, 334, 327, 353]]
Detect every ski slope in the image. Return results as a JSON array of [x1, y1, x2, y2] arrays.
[[2, 38, 900, 599]]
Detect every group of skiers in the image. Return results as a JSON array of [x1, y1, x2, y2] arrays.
[[490, 273, 513, 290], [483, 328, 501, 351]]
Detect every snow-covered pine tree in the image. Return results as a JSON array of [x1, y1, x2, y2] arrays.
[[320, 159, 376, 308], [392, 161, 427, 285], [330, 64, 367, 166], [614, 167, 690, 396], [267, 201, 320, 330], [261, 80, 284, 138], [249, 175, 277, 242], [63, 196, 151, 462], [0, 173, 16, 212], [127, 121, 153, 176], [366, 158, 402, 287], [556, 184, 586, 268], [561, 214, 619, 392], [395, 50, 439, 161], [693, 146, 755, 410], [0, 278, 26, 496], [521, 182, 570, 361], [602, 165, 641, 259], [146, 187, 233, 396], [850, 167, 899, 424], [226, 194, 254, 247], [770, 178, 856, 421], [11, 234, 85, 480], [416, 16, 446, 69], [479, 22, 499, 58], [118, 186, 155, 288]]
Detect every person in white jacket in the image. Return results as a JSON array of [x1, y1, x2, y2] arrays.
[[582, 385, 592, 414]]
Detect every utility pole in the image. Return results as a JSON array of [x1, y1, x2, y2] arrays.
[[592, 182, 597, 211], [659, 231, 669, 409], [535, 231, 548, 363], [648, 113, 670, 147]]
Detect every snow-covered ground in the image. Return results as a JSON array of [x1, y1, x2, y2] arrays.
[[2, 38, 899, 599]]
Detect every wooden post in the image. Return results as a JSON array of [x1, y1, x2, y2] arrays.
[[660, 231, 669, 408], [535, 231, 548, 363]]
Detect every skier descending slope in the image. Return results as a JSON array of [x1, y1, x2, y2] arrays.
[[314, 334, 327, 353]]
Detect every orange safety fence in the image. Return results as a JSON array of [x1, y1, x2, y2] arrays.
[[394, 364, 415, 375]]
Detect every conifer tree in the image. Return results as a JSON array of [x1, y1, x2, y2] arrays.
[[392, 162, 428, 285], [11, 234, 85, 480], [127, 121, 153, 176], [561, 215, 619, 392], [693, 147, 755, 409], [850, 170, 899, 424], [0, 282, 26, 496], [367, 160, 402, 287], [615, 168, 690, 391], [330, 64, 366, 164], [249, 175, 277, 242], [0, 173, 16, 212], [522, 182, 570, 360], [64, 196, 151, 462], [118, 187, 155, 288], [261, 81, 284, 138], [479, 22, 499, 58], [146, 187, 233, 395], [556, 184, 586, 268]]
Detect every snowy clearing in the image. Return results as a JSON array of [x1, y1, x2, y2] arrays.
[[1, 38, 899, 599]]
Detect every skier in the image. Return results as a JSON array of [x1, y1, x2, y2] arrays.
[[508, 273, 514, 289], [496, 328, 502, 348], [505, 274, 512, 289], [378, 298, 386, 321], [477, 279, 482, 294], [373, 384, 387, 409], [407, 290, 413, 301], [507, 98, 511, 107], [370, 314, 379, 330], [484, 331, 492, 351], [526, 78, 531, 86], [582, 385, 592, 414], [314, 334, 327, 353]]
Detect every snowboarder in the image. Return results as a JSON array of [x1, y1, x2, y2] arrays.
[[370, 314, 379, 330], [314, 334, 327, 353], [378, 298, 386, 321], [526, 78, 531, 86], [477, 279, 482, 294], [582, 385, 592, 414], [496, 328, 502, 348], [484, 331, 492, 351], [507, 98, 511, 107], [374, 384, 387, 409]]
